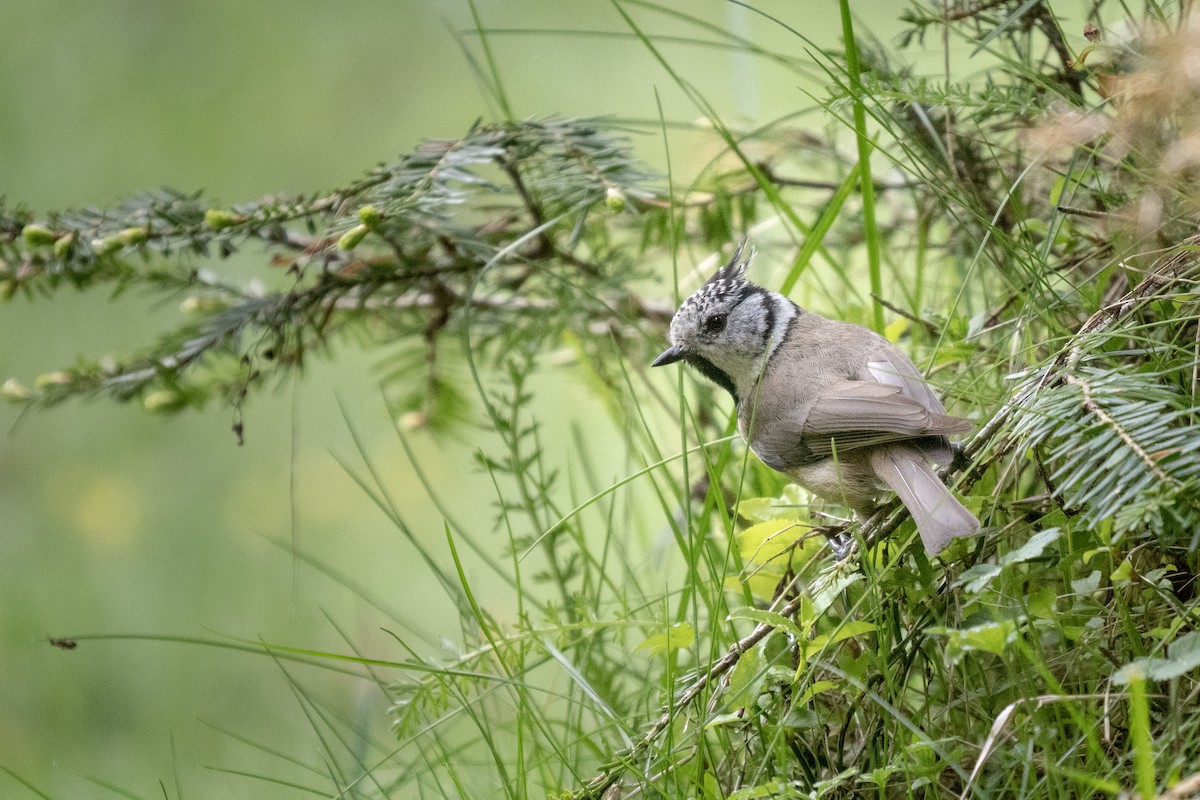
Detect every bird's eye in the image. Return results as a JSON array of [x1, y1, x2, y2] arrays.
[[704, 313, 728, 335]]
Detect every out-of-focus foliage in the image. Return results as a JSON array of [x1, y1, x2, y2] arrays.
[[1, 118, 671, 435]]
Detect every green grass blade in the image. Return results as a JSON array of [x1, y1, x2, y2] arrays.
[[838, 0, 883, 333]]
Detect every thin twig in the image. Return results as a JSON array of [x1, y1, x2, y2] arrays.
[[1056, 204, 1108, 220], [331, 291, 557, 312], [757, 162, 916, 193], [871, 294, 940, 337]]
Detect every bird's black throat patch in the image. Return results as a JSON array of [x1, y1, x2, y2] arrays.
[[684, 354, 739, 404]]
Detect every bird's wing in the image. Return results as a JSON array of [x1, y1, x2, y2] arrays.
[[864, 343, 960, 463], [865, 345, 948, 414], [789, 381, 969, 459]]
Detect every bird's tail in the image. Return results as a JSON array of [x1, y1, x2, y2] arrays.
[[869, 447, 980, 556]]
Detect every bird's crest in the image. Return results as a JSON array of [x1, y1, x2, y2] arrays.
[[704, 240, 754, 289], [674, 241, 756, 320]]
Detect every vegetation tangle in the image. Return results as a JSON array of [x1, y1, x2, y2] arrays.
[[4, 1, 1200, 797]]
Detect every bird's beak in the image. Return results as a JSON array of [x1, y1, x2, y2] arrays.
[[651, 344, 686, 367]]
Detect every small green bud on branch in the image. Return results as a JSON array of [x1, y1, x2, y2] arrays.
[[53, 232, 75, 259], [2, 378, 33, 402], [357, 204, 382, 227], [34, 371, 72, 388], [22, 224, 58, 246], [605, 186, 626, 213], [90, 236, 123, 256], [204, 209, 242, 230], [142, 390, 184, 413], [337, 224, 370, 251]]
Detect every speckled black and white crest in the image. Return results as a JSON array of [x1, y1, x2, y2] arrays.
[[672, 243, 756, 325], [705, 240, 752, 286], [698, 241, 753, 302]]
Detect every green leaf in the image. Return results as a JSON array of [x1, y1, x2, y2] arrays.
[[727, 639, 765, 705], [830, 620, 876, 643], [1027, 585, 1058, 619], [730, 782, 794, 800], [883, 316, 909, 343], [705, 711, 747, 729], [1168, 631, 1200, 670], [935, 620, 1017, 664], [634, 622, 695, 657], [736, 519, 801, 566], [736, 497, 777, 523], [811, 573, 862, 619], [1049, 174, 1066, 207], [999, 527, 1060, 566], [736, 485, 809, 522], [1071, 570, 1101, 597], [730, 608, 804, 641], [1036, 508, 1071, 529], [802, 621, 877, 674], [955, 563, 1002, 593], [1111, 559, 1134, 585], [1113, 631, 1200, 684], [795, 680, 838, 706], [808, 620, 877, 652]]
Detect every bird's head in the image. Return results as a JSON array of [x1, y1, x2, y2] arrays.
[[651, 244, 789, 399]]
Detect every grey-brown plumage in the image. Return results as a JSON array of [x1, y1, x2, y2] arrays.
[[652, 245, 979, 555]]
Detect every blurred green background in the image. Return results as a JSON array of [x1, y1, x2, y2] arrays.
[[1, 1, 886, 796]]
